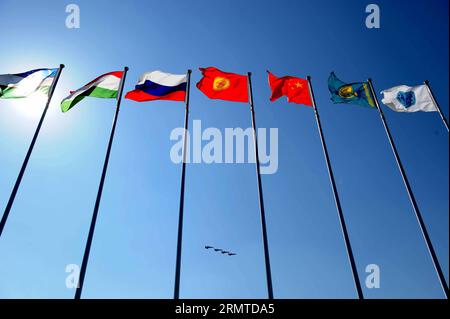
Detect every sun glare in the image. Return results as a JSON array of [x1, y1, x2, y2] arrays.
[[13, 93, 47, 119]]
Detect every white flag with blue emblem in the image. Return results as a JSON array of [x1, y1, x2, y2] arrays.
[[381, 84, 436, 112]]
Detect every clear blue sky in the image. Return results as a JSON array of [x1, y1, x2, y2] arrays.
[[0, 0, 448, 298]]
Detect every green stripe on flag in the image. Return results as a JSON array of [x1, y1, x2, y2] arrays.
[[61, 86, 118, 112]]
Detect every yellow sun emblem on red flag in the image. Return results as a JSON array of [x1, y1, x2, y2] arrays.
[[213, 77, 231, 91]]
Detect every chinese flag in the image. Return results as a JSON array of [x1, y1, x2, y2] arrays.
[[196, 67, 249, 103], [267, 71, 312, 106]]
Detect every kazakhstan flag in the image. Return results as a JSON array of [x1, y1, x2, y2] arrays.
[[328, 72, 375, 108]]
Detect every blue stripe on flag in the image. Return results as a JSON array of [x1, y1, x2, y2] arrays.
[[13, 68, 57, 78], [135, 80, 187, 97]]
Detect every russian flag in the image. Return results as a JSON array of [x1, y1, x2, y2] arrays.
[[125, 71, 187, 102]]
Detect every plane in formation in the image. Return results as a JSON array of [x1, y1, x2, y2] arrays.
[[204, 245, 237, 256]]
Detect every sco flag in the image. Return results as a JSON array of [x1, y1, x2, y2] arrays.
[[381, 84, 436, 112], [328, 72, 375, 108], [196, 67, 248, 103]]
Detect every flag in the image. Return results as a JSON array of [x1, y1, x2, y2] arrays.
[[0, 68, 57, 99], [125, 70, 187, 102], [267, 71, 312, 106], [328, 72, 375, 108], [61, 71, 123, 112], [381, 84, 436, 112], [196, 67, 248, 103]]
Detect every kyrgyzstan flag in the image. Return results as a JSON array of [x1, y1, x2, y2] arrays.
[[267, 71, 312, 106], [196, 67, 249, 103]]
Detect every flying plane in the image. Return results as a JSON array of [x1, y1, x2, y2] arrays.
[[221, 251, 230, 254], [228, 253, 237, 256], [205, 246, 213, 249], [214, 248, 222, 252]]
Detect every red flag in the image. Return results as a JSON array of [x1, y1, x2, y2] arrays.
[[196, 67, 249, 103], [267, 71, 312, 106]]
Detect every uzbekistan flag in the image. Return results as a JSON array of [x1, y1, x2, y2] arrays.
[[125, 71, 187, 102], [61, 71, 123, 112], [0, 68, 57, 99]]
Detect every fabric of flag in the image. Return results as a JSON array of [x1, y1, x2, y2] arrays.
[[381, 84, 436, 113], [328, 72, 375, 108], [267, 71, 312, 106], [0, 68, 57, 99], [61, 71, 123, 112], [196, 67, 248, 103], [125, 71, 187, 102]]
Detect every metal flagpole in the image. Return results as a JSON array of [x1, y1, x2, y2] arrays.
[[247, 72, 274, 299], [368, 78, 449, 299], [0, 64, 65, 239], [306, 75, 364, 299], [423, 80, 449, 132], [173, 69, 192, 299], [74, 66, 129, 299]]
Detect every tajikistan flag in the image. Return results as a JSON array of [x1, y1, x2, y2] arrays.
[[0, 68, 57, 99], [61, 71, 123, 112]]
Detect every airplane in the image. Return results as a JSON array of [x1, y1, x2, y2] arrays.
[[214, 248, 222, 252], [221, 251, 230, 254], [228, 253, 237, 256], [205, 246, 213, 249]]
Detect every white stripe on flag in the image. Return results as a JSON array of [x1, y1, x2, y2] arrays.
[[137, 71, 187, 87]]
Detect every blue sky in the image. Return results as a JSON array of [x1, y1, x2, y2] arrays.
[[0, 0, 448, 298]]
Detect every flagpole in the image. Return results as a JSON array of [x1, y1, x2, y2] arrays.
[[368, 78, 449, 299], [247, 72, 274, 299], [0, 64, 64, 239], [423, 80, 449, 132], [74, 66, 129, 299], [307, 76, 364, 299], [173, 69, 192, 299]]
